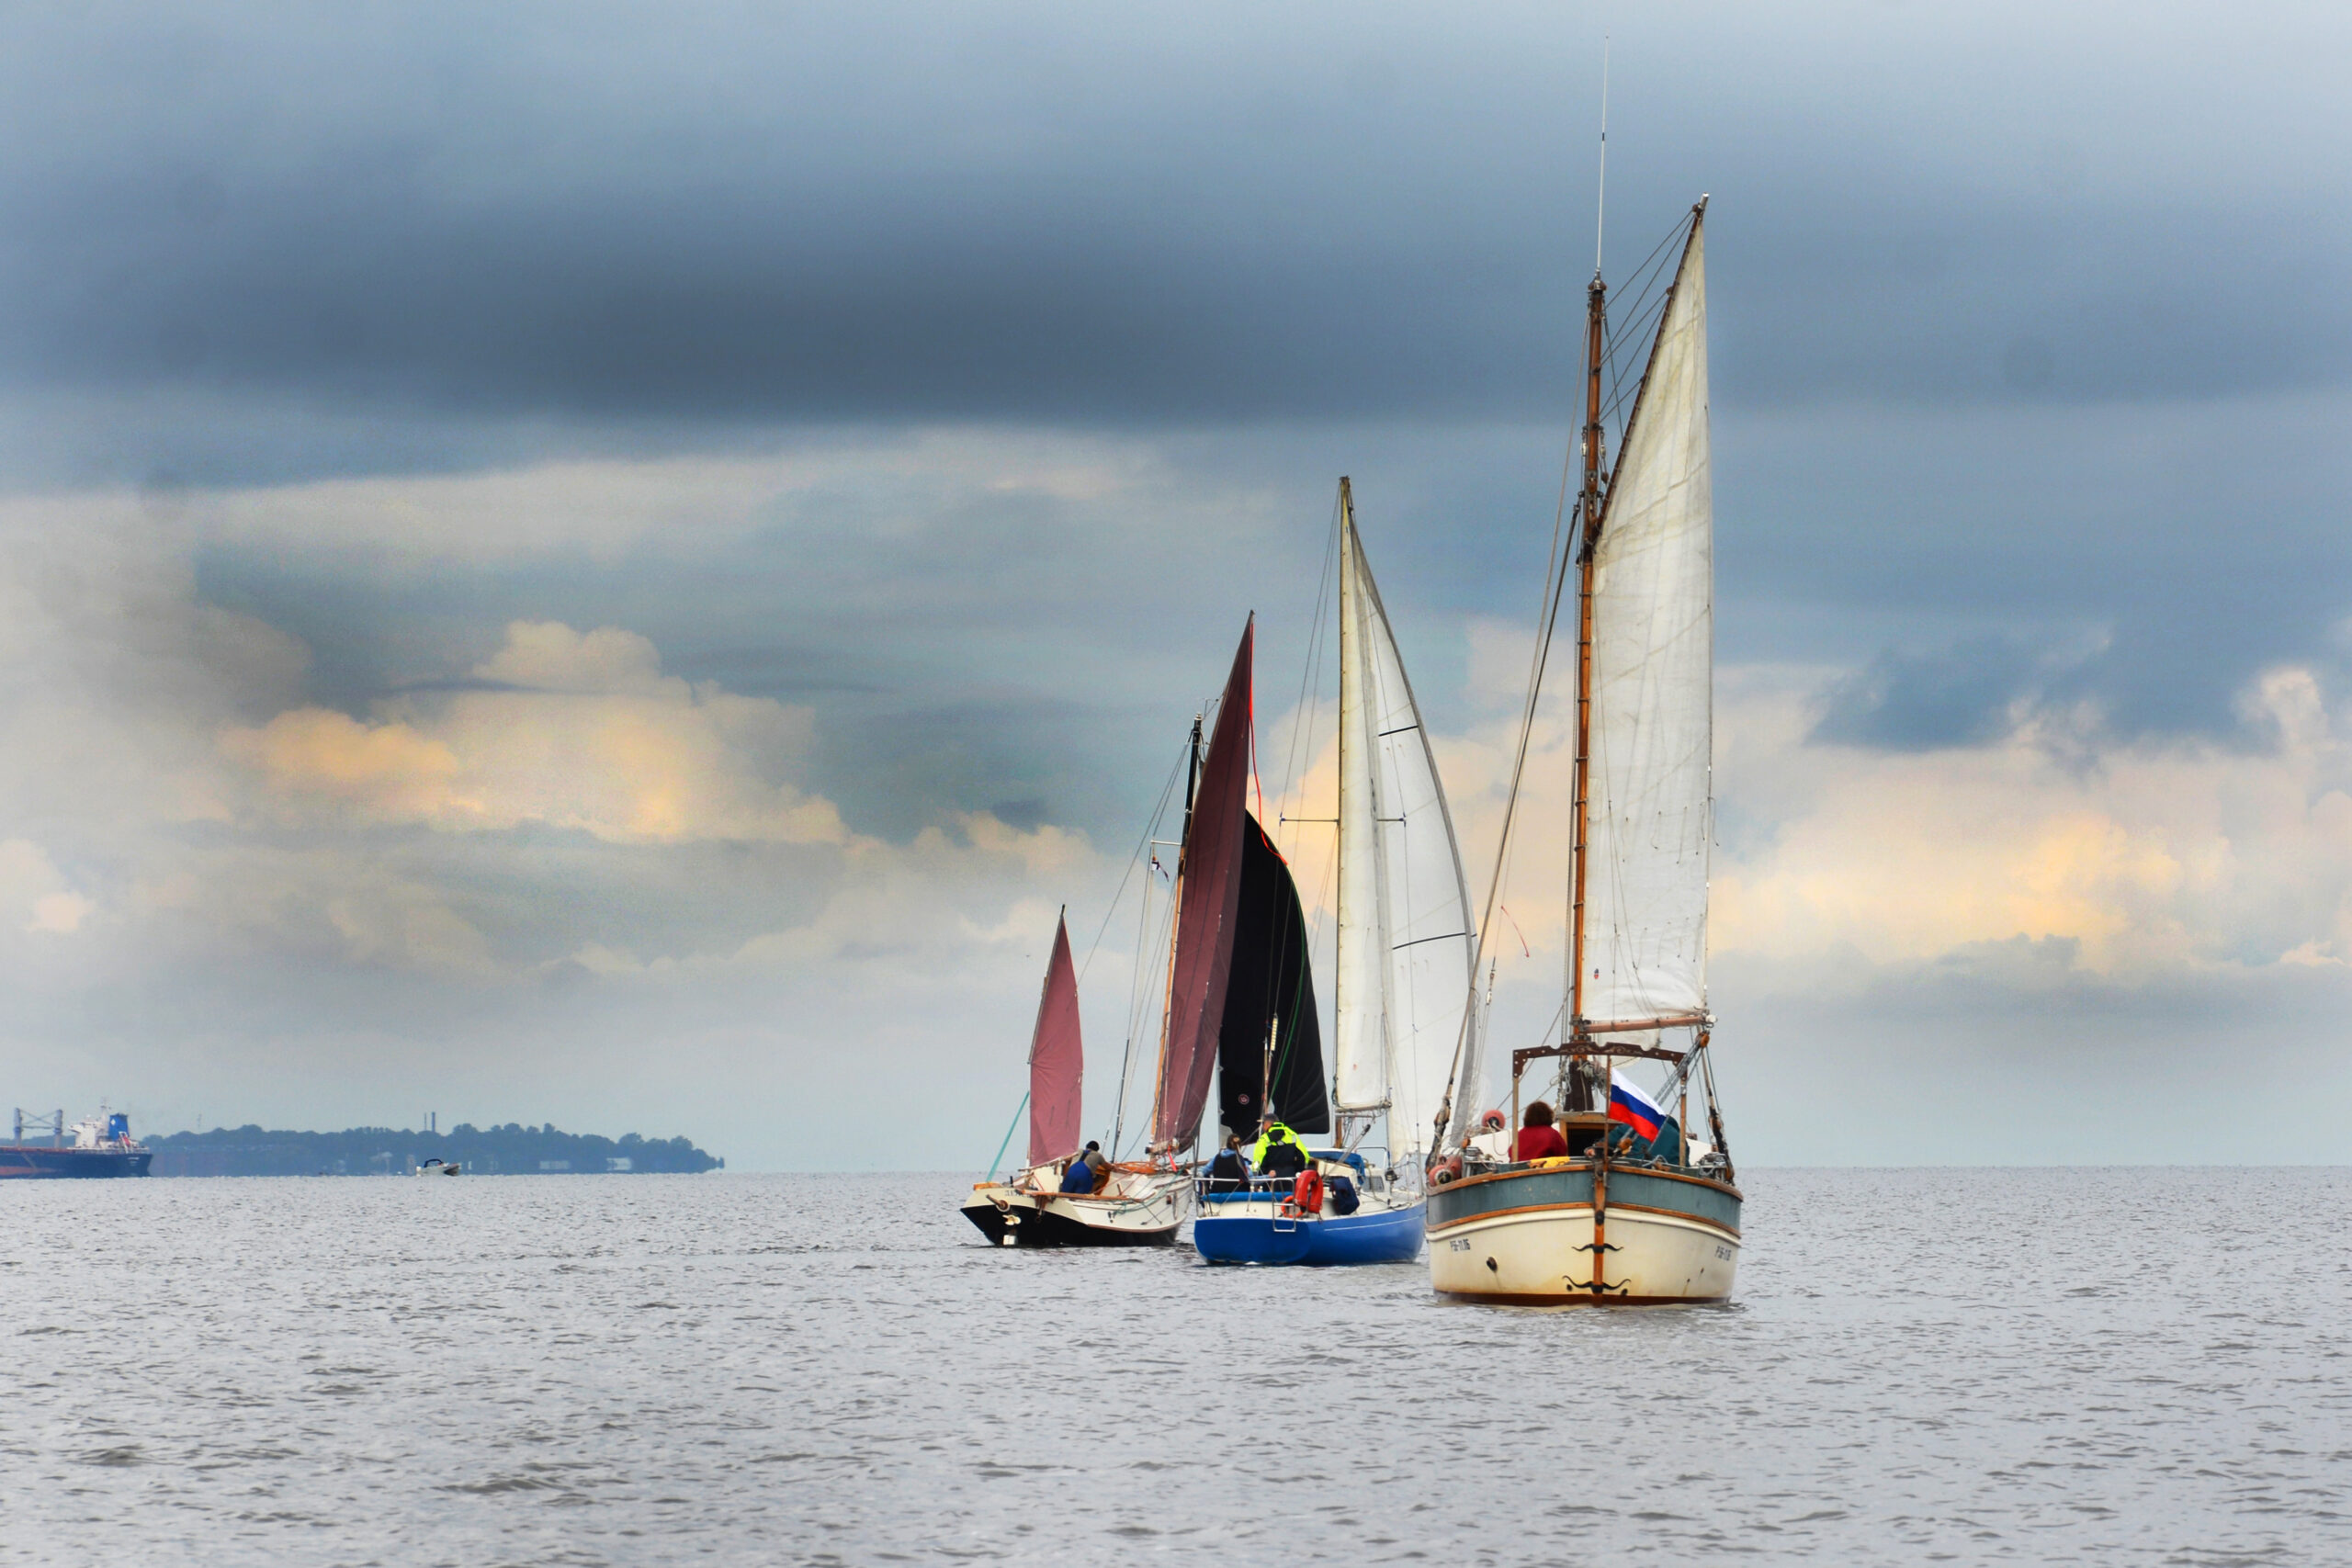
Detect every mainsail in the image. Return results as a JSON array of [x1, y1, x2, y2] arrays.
[[1024, 913, 1083, 1168], [1151, 620, 1254, 1149], [1216, 815, 1329, 1137], [1333, 496, 1479, 1156], [1581, 214, 1713, 1036]]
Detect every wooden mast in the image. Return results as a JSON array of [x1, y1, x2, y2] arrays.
[[1566, 265, 1609, 1086], [1144, 716, 1204, 1153]]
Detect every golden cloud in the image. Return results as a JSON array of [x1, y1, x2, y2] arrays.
[[221, 621, 852, 846]]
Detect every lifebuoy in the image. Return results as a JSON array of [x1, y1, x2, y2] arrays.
[[1291, 1168, 1324, 1215], [1428, 1153, 1464, 1186]]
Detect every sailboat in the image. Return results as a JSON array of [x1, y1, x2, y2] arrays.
[[1424, 199, 1744, 1304], [960, 913, 1190, 1246], [1192, 484, 1482, 1266], [1142, 618, 1332, 1167]]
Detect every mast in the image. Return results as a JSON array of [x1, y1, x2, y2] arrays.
[[1336, 474, 1352, 1079], [1144, 716, 1203, 1147], [1567, 265, 1608, 1053]]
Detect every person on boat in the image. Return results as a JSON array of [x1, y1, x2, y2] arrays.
[[1205, 1134, 1251, 1193], [1254, 1121, 1308, 1182], [1514, 1101, 1570, 1162], [1058, 1141, 1104, 1194]]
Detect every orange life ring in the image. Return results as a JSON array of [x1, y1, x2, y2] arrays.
[[1429, 1153, 1464, 1186], [1291, 1168, 1324, 1215]]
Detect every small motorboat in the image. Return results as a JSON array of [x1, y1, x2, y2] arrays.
[[417, 1157, 460, 1176]]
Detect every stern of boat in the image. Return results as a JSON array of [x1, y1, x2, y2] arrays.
[[1426, 1161, 1740, 1304]]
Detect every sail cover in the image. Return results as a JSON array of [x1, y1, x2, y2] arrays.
[[1584, 214, 1713, 1032], [1334, 508, 1480, 1156], [1025, 913, 1083, 1167], [1216, 815, 1329, 1137], [1152, 620, 1253, 1149]]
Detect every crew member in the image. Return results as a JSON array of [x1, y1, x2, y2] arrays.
[[1254, 1120, 1308, 1181], [1058, 1140, 1104, 1194], [1514, 1101, 1570, 1161], [1204, 1134, 1252, 1193]]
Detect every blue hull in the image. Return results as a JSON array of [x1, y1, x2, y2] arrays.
[[1193, 1201, 1425, 1266]]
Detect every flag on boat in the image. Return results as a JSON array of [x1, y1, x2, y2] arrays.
[[1608, 1070, 1668, 1142]]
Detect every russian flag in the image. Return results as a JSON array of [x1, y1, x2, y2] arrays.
[[1608, 1070, 1668, 1142]]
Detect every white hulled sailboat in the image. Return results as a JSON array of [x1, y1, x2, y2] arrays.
[[1425, 200, 1744, 1304]]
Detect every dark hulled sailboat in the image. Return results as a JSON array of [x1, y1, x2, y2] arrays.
[[962, 913, 1190, 1246]]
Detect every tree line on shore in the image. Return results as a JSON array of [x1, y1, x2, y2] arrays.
[[145, 1122, 723, 1177]]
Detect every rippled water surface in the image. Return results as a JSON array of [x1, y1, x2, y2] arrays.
[[3, 1168, 2347, 1564]]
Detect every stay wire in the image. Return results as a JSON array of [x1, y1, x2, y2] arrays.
[[1077, 739, 1190, 985]]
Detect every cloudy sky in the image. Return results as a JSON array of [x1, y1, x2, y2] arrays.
[[1, 1, 2346, 1168]]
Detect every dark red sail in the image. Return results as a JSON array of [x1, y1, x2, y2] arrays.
[[1152, 618, 1253, 1150], [1025, 913, 1084, 1168]]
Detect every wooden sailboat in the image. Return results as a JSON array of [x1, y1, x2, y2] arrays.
[[1193, 483, 1482, 1265], [960, 913, 1189, 1246], [1425, 200, 1744, 1304]]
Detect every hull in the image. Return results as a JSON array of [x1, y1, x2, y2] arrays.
[[961, 1171, 1188, 1247], [0, 1145, 151, 1179], [1194, 1196, 1424, 1266], [1426, 1163, 1739, 1305]]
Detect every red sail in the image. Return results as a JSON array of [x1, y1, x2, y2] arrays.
[[1153, 618, 1254, 1150], [1026, 913, 1084, 1168]]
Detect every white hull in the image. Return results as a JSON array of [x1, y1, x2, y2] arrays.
[[1426, 1165, 1740, 1305]]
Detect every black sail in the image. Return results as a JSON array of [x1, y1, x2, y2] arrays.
[[1216, 814, 1329, 1138]]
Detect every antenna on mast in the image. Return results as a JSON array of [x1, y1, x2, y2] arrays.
[[1594, 35, 1610, 278]]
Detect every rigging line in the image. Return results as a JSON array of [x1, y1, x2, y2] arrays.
[[1599, 225, 1690, 403], [985, 1089, 1030, 1182], [1435, 384, 1582, 1139], [1077, 739, 1190, 985], [1275, 490, 1345, 853], [1599, 215, 1696, 423]]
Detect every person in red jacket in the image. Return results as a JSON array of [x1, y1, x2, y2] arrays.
[[1514, 1100, 1569, 1162]]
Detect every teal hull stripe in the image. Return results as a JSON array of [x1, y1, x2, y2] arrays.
[[1427, 1167, 1741, 1235]]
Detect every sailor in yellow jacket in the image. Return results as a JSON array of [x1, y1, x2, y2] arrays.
[[1250, 1120, 1308, 1180]]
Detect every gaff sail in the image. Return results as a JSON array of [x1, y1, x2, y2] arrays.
[[1151, 620, 1255, 1150], [1582, 217, 1713, 1038], [1024, 912, 1083, 1168], [1333, 499, 1480, 1156], [1215, 815, 1329, 1138]]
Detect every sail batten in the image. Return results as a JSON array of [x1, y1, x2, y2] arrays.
[[1333, 500, 1480, 1157], [1580, 216, 1712, 1033]]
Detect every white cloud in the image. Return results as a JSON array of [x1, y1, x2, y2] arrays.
[[0, 840, 93, 935], [222, 620, 853, 847], [1416, 649, 2352, 993]]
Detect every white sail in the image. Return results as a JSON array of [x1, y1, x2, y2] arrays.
[[1334, 502, 1480, 1157], [1582, 220, 1713, 1035]]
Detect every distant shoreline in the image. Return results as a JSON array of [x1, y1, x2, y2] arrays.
[[144, 1122, 721, 1178]]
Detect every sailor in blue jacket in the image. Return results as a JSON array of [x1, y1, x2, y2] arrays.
[[1058, 1141, 1104, 1194]]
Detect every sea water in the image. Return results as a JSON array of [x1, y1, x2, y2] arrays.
[[1, 1168, 2345, 1564]]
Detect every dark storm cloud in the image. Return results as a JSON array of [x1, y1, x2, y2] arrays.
[[1, 0, 2345, 455]]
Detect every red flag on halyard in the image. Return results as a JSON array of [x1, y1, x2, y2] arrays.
[[1025, 913, 1083, 1168]]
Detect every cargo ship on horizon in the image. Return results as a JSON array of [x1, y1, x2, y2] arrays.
[[1, 1108, 151, 1179]]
